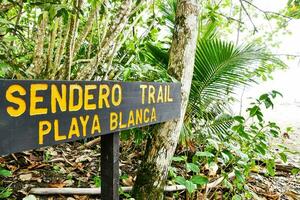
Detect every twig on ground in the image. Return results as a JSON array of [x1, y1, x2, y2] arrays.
[[79, 137, 101, 150]]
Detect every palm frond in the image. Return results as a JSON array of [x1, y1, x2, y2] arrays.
[[190, 39, 286, 105], [157, 0, 177, 29], [144, 43, 169, 69]]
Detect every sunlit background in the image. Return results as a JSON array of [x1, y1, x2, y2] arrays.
[[233, 0, 300, 130]]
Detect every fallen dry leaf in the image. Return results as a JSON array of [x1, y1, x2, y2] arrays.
[[74, 195, 89, 200], [29, 153, 42, 162], [19, 173, 32, 181], [75, 155, 92, 163], [48, 182, 66, 188], [0, 157, 5, 163], [28, 163, 49, 170], [122, 175, 133, 186], [6, 164, 18, 172], [63, 179, 74, 187]]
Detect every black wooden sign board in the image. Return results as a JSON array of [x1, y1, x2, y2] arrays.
[[0, 79, 180, 155], [0, 79, 181, 199]]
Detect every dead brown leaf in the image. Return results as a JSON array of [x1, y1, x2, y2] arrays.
[[0, 157, 5, 163], [19, 173, 33, 181], [74, 195, 89, 200], [122, 175, 133, 186], [29, 153, 42, 162], [48, 182, 66, 188], [27, 162, 49, 170], [6, 164, 18, 172]]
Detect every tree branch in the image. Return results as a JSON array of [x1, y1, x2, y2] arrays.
[[241, 0, 293, 20], [239, 0, 258, 33]]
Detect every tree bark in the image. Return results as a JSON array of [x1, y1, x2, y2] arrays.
[[75, 0, 134, 80], [73, 4, 100, 57], [46, 17, 59, 74], [60, 0, 83, 80], [31, 11, 48, 77], [52, 18, 71, 79], [132, 0, 199, 199]]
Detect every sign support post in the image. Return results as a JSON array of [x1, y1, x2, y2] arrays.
[[101, 132, 120, 200]]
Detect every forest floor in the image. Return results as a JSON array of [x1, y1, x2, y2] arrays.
[[1, 133, 300, 200], [2, 100, 300, 200]]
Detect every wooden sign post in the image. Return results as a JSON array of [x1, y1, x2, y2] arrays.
[[0, 80, 181, 199]]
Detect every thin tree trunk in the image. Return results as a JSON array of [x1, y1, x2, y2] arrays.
[[73, 3, 100, 57], [46, 17, 59, 74], [104, 4, 150, 79], [60, 0, 82, 80], [52, 18, 71, 79], [132, 0, 199, 199], [10, 1, 23, 47], [75, 0, 133, 80], [31, 11, 48, 77]]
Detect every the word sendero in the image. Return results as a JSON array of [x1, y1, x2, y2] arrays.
[[5, 83, 122, 117]]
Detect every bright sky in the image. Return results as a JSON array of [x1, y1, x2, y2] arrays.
[[233, 0, 300, 127]]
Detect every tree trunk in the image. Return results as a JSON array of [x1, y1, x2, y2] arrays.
[[75, 0, 133, 80], [31, 11, 48, 77], [132, 0, 199, 199]]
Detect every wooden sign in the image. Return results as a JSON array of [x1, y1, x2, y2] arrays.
[[0, 80, 181, 156]]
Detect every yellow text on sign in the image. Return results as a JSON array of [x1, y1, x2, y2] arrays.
[[38, 114, 101, 145], [140, 84, 174, 104], [5, 83, 123, 117]]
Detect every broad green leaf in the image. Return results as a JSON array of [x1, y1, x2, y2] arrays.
[[195, 151, 214, 157], [233, 116, 245, 123], [270, 129, 279, 137], [190, 175, 208, 185], [0, 188, 12, 198], [271, 90, 283, 98], [186, 163, 200, 173], [279, 152, 287, 163], [291, 168, 300, 175], [255, 144, 266, 155], [172, 156, 187, 162], [266, 159, 276, 176], [0, 168, 12, 177], [174, 176, 186, 186], [232, 124, 250, 139], [184, 180, 197, 194], [93, 176, 101, 187], [0, 18, 13, 25], [221, 152, 230, 163], [4, 35, 18, 42], [234, 169, 245, 183], [232, 194, 242, 200], [248, 105, 259, 117]]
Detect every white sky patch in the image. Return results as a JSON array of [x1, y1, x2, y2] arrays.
[[232, 0, 300, 127]]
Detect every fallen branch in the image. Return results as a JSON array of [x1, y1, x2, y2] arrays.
[[78, 137, 101, 150], [30, 185, 187, 195], [30, 172, 235, 195]]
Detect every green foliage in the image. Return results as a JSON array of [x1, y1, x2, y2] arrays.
[[287, 0, 300, 18], [93, 176, 101, 187], [172, 155, 209, 194], [0, 187, 13, 199], [171, 91, 287, 197], [0, 167, 12, 199], [0, 0, 293, 198], [0, 168, 11, 177]]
